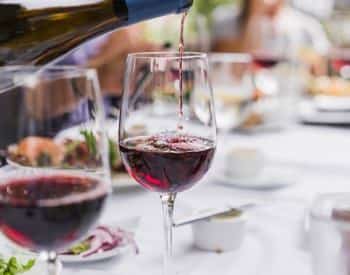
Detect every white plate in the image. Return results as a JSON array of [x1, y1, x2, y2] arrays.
[[60, 244, 132, 263], [62, 216, 140, 263], [3, 217, 140, 264], [5, 158, 28, 169], [314, 95, 350, 112], [215, 165, 297, 190], [298, 100, 350, 125]]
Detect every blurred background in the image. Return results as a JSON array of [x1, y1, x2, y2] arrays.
[[54, 0, 350, 134], [2, 0, 350, 150]]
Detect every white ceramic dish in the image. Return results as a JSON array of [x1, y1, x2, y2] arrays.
[[192, 211, 246, 252]]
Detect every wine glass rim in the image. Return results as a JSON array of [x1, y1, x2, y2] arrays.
[[127, 51, 208, 60], [209, 52, 252, 63]]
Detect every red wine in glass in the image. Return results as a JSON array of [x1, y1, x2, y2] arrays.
[[253, 51, 285, 69], [0, 174, 107, 251], [120, 133, 215, 193]]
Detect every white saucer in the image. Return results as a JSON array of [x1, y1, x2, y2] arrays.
[[215, 165, 297, 190], [298, 100, 350, 125]]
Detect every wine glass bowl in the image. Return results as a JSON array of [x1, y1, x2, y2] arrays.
[[119, 52, 216, 193], [0, 170, 107, 252], [0, 66, 110, 274]]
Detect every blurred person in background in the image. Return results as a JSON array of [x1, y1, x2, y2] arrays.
[[62, 24, 158, 100], [47, 23, 159, 118], [212, 0, 330, 74]]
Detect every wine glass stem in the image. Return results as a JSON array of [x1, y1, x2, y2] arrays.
[[40, 251, 60, 275], [160, 193, 176, 275]]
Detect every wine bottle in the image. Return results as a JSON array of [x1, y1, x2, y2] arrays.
[[0, 0, 193, 65]]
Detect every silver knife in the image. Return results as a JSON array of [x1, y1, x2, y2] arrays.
[[173, 203, 256, 228]]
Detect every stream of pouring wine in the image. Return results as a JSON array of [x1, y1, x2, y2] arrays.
[[178, 11, 188, 131]]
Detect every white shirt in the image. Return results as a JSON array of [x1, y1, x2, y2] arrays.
[[211, 5, 330, 55], [275, 6, 330, 55]]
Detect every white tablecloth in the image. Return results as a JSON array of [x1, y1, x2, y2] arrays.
[[6, 124, 350, 275]]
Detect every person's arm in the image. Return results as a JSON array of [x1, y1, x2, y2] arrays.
[[87, 25, 160, 96], [26, 25, 160, 120]]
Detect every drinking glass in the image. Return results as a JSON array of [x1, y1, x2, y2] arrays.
[[209, 53, 254, 131], [0, 66, 110, 275], [119, 52, 216, 275], [251, 16, 288, 97], [310, 193, 350, 275], [249, 20, 295, 130]]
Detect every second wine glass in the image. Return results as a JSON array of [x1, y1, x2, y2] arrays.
[[119, 52, 217, 275], [0, 66, 110, 275]]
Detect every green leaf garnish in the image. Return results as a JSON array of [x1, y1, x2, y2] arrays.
[[21, 259, 35, 272], [108, 138, 118, 167], [0, 257, 35, 275], [80, 130, 97, 158]]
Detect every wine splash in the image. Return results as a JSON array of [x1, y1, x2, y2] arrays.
[[177, 11, 188, 130]]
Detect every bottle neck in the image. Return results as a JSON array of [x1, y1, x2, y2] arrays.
[[0, 0, 193, 65]]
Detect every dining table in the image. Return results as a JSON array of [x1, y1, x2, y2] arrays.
[[2, 122, 350, 275]]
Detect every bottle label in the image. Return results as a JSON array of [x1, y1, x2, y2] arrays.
[[124, 0, 179, 23]]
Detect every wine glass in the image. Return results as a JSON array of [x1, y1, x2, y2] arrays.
[[251, 15, 288, 95], [119, 52, 216, 275], [209, 53, 255, 131], [0, 66, 110, 275]]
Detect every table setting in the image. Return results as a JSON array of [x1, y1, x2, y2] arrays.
[[1, 0, 350, 274], [1, 46, 350, 275]]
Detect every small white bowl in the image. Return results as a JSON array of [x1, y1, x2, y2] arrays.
[[225, 148, 265, 179], [192, 210, 246, 252]]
